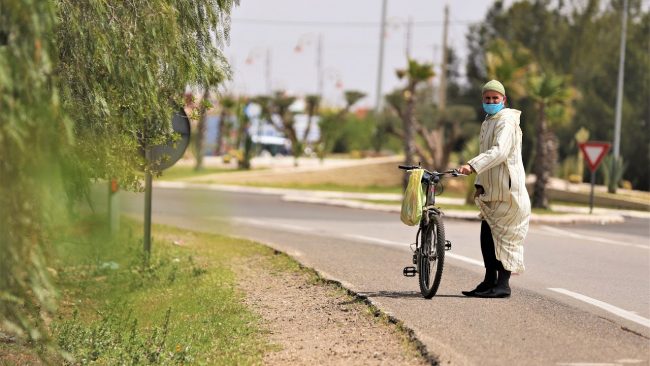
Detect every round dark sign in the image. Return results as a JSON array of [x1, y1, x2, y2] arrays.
[[146, 109, 191, 171]]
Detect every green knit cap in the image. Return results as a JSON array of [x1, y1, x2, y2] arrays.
[[482, 80, 506, 96]]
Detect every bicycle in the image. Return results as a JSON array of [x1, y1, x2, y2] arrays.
[[398, 164, 465, 298]]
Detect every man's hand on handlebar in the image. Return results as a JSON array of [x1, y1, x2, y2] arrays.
[[457, 164, 474, 175]]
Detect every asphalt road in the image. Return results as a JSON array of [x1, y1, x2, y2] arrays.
[[119, 186, 650, 365]]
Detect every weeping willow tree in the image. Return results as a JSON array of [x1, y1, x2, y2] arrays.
[[56, 0, 234, 189], [1, 0, 237, 347], [0, 1, 67, 345]]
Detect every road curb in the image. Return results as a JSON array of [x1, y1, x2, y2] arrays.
[[155, 181, 627, 224], [282, 196, 625, 224]]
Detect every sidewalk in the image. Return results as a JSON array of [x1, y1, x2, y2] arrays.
[[155, 181, 643, 224]]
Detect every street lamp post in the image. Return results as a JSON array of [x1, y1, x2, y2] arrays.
[[613, 0, 628, 159], [375, 0, 388, 113], [245, 47, 272, 94], [294, 33, 324, 96]]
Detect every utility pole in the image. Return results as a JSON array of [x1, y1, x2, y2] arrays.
[[405, 16, 413, 59], [265, 48, 272, 94], [613, 0, 628, 158], [317, 34, 324, 96], [439, 4, 449, 112], [375, 0, 388, 113]]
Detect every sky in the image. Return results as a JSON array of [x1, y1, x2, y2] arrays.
[[221, 0, 511, 109]]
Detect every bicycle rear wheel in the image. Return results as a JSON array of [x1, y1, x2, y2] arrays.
[[418, 214, 445, 298]]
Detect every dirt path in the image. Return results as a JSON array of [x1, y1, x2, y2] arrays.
[[236, 253, 430, 366]]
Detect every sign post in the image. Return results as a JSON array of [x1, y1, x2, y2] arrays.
[[141, 109, 191, 259], [144, 149, 153, 257], [109, 178, 120, 235], [578, 141, 611, 214]]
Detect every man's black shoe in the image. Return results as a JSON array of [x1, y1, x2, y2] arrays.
[[461, 281, 495, 297], [474, 286, 511, 298]]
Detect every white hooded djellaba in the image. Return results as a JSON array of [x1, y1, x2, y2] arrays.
[[468, 108, 531, 273]]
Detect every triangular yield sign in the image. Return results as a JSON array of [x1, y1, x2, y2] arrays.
[[579, 142, 611, 172]]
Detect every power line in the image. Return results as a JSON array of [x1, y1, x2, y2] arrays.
[[231, 17, 477, 28]]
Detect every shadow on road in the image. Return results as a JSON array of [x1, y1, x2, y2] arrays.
[[358, 291, 423, 299], [358, 291, 469, 299]]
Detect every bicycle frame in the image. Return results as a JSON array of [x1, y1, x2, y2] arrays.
[[399, 164, 464, 295], [398, 165, 461, 253], [421, 170, 442, 221]]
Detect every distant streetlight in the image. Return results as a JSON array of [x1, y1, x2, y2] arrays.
[[375, 0, 388, 113], [294, 33, 324, 96], [323, 67, 344, 91], [244, 47, 272, 94], [613, 0, 628, 158]]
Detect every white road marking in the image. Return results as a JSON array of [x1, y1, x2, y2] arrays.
[[232, 218, 310, 232], [344, 235, 485, 267], [343, 234, 407, 248], [446, 253, 485, 267], [234, 220, 488, 268], [538, 225, 648, 249], [272, 223, 311, 232], [548, 288, 650, 328]]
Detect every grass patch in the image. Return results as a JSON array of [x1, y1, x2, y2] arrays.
[[157, 165, 240, 180], [33, 217, 271, 365]]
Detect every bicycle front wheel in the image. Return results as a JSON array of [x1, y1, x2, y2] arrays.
[[418, 214, 445, 298]]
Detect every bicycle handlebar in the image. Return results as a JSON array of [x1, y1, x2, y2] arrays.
[[398, 164, 419, 170], [397, 165, 466, 178]]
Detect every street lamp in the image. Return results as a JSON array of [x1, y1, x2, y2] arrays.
[[245, 47, 272, 94], [294, 33, 324, 96], [613, 0, 628, 159]]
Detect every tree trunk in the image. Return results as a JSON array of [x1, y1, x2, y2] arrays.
[[216, 110, 227, 156], [532, 103, 549, 209], [194, 89, 209, 171], [402, 83, 418, 190], [237, 113, 252, 170], [285, 123, 300, 167]]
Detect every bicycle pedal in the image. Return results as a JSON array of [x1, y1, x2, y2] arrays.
[[403, 266, 417, 277], [445, 240, 452, 250], [412, 254, 417, 264]]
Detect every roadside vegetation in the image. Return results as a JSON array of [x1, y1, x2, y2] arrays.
[[1, 218, 271, 365]]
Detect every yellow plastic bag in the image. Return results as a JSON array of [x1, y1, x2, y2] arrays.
[[400, 168, 425, 226]]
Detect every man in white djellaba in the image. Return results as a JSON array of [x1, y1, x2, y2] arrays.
[[458, 80, 531, 299]]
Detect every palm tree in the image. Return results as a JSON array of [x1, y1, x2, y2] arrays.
[[316, 90, 366, 162], [216, 95, 236, 157], [395, 59, 434, 170], [485, 39, 535, 102], [527, 72, 577, 208], [303, 94, 321, 152]]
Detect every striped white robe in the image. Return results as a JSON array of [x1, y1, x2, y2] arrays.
[[468, 108, 531, 273]]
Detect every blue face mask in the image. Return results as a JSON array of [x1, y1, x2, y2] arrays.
[[483, 102, 504, 115]]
